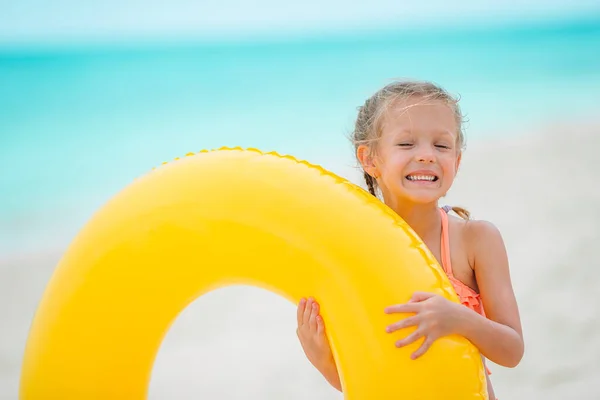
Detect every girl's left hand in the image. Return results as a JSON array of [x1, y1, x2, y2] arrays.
[[384, 291, 466, 359]]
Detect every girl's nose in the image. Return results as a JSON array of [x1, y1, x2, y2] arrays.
[[415, 149, 435, 164]]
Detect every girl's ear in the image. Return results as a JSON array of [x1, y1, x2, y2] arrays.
[[357, 145, 379, 178]]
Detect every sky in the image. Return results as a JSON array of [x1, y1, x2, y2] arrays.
[[1, 0, 599, 47]]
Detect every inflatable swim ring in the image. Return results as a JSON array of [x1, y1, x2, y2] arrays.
[[20, 148, 487, 399]]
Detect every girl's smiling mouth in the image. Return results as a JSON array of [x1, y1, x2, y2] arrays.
[[405, 172, 439, 182]]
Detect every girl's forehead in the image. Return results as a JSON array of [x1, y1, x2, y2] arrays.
[[381, 100, 457, 135]]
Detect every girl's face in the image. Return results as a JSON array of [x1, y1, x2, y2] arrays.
[[359, 97, 462, 206]]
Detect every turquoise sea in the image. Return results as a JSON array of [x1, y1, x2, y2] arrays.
[[1, 16, 599, 255], [1, 15, 599, 399]]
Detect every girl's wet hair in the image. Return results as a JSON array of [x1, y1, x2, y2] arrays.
[[350, 79, 471, 220]]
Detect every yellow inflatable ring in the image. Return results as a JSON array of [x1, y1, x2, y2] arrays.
[[20, 148, 486, 399]]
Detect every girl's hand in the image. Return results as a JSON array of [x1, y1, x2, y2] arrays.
[[384, 291, 466, 359], [296, 297, 338, 377]]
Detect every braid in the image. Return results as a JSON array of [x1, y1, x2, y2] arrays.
[[451, 206, 471, 220], [363, 172, 377, 196]]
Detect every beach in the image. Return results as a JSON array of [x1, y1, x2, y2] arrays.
[[1, 16, 599, 399]]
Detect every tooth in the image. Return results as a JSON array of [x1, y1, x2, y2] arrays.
[[408, 175, 437, 181]]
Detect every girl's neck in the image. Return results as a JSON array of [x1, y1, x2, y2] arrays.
[[387, 200, 441, 240]]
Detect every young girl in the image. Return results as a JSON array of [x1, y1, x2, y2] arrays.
[[296, 80, 524, 399]]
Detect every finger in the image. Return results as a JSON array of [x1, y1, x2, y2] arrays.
[[411, 336, 435, 359], [384, 303, 421, 314], [309, 301, 319, 331], [297, 298, 306, 326], [386, 316, 419, 333], [409, 291, 436, 303], [395, 329, 424, 348], [316, 315, 325, 336], [302, 297, 313, 325]]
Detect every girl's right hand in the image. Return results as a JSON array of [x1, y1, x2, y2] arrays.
[[296, 297, 341, 391]]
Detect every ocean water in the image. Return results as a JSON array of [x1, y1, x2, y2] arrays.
[[1, 15, 600, 399]]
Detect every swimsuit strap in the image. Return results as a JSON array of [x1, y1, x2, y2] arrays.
[[439, 207, 454, 277]]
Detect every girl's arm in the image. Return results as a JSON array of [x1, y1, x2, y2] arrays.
[[320, 360, 342, 392], [457, 220, 524, 368]]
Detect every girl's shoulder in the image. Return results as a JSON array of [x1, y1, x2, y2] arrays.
[[451, 215, 507, 270]]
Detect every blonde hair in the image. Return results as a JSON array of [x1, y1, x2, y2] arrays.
[[350, 79, 471, 220]]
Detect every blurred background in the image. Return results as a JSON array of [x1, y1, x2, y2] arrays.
[[1, 1, 599, 398]]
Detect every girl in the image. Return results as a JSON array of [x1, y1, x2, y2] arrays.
[[296, 80, 524, 399]]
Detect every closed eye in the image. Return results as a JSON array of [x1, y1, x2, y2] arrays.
[[435, 144, 451, 149], [397, 143, 413, 147]]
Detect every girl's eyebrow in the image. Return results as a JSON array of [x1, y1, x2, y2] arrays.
[[392, 129, 454, 138], [434, 130, 455, 139], [390, 128, 412, 137]]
